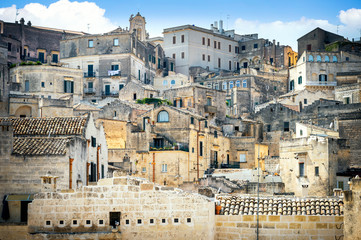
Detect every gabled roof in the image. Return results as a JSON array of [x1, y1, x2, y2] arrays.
[[0, 117, 87, 136], [12, 137, 69, 155]]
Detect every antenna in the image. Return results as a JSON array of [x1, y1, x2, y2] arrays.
[[87, 24, 90, 33], [15, 9, 19, 22]]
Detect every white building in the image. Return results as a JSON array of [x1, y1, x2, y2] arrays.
[[163, 23, 240, 76]]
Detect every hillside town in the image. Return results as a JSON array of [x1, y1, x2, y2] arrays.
[[0, 13, 361, 240]]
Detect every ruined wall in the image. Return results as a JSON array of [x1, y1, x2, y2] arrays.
[[27, 177, 215, 240], [215, 215, 343, 240]]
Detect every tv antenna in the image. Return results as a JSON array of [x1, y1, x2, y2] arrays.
[[87, 24, 90, 33], [15, 9, 19, 22]]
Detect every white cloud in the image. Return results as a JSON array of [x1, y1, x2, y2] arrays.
[[0, 0, 117, 33], [234, 8, 361, 51]]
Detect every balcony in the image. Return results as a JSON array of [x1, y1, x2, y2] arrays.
[[306, 81, 337, 87], [84, 88, 96, 95], [102, 91, 119, 97], [108, 70, 121, 77], [10, 82, 21, 91], [204, 105, 217, 113], [84, 72, 96, 78]]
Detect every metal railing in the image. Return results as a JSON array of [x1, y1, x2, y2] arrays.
[[306, 81, 337, 86], [84, 72, 96, 78], [102, 91, 119, 97], [84, 88, 96, 94]]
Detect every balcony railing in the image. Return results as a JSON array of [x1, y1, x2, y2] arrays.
[[108, 70, 121, 76], [84, 72, 96, 78], [102, 91, 119, 97], [205, 105, 217, 113], [306, 81, 337, 87], [84, 88, 96, 94]]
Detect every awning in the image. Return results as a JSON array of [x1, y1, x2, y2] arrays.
[[5, 194, 34, 201]]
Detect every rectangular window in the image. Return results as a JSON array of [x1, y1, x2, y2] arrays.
[[181, 52, 185, 59], [300, 130, 303, 136], [202, 54, 205, 61], [173, 36, 176, 44], [109, 212, 121, 228], [111, 64, 119, 71], [88, 40, 94, 48], [267, 125, 271, 132], [91, 136, 96, 147], [207, 38, 210, 46], [64, 80, 74, 93], [7, 42, 11, 51], [101, 164, 104, 178], [337, 181, 344, 190], [205, 120, 208, 128], [38, 52, 45, 63], [304, 99, 307, 104], [190, 117, 194, 124], [113, 38, 119, 46], [241, 45, 246, 51], [52, 54, 58, 63], [299, 163, 305, 177], [254, 43, 258, 49], [214, 41, 217, 48], [319, 74, 327, 82], [298, 76, 302, 84], [41, 82, 45, 88], [214, 131, 218, 138], [229, 45, 231, 52], [202, 37, 205, 45], [208, 55, 210, 62], [181, 35, 184, 43], [218, 58, 221, 68], [199, 141, 203, 156], [162, 164, 167, 172], [307, 44, 311, 51], [235, 46, 239, 53], [24, 80, 29, 92], [142, 167, 146, 173], [315, 166, 319, 176], [229, 61, 232, 70], [218, 42, 220, 49], [172, 53, 175, 59], [284, 122, 289, 132], [239, 154, 246, 163]]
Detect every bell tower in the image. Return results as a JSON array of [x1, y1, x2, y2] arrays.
[[129, 12, 147, 41]]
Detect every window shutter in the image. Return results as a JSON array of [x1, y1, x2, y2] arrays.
[[64, 80, 67, 92], [71, 81, 74, 93], [173, 100, 176, 107], [180, 99, 183, 107]]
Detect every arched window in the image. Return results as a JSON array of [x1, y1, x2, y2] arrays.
[[325, 56, 330, 62], [290, 80, 294, 91], [171, 80, 175, 85], [236, 80, 240, 87], [333, 56, 338, 62], [242, 79, 247, 88], [157, 110, 169, 122], [316, 55, 321, 62], [229, 81, 234, 89], [298, 76, 302, 84], [308, 55, 314, 62], [222, 82, 227, 90]]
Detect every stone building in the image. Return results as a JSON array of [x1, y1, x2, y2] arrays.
[[153, 72, 190, 91], [0, 115, 108, 224], [297, 27, 345, 55], [0, 40, 9, 116], [344, 177, 361, 240], [0, 18, 84, 65], [119, 80, 160, 102], [60, 13, 169, 102], [8, 65, 83, 117], [335, 72, 361, 104], [162, 84, 227, 121]]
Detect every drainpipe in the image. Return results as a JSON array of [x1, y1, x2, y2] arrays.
[[69, 158, 74, 189], [152, 152, 155, 183], [97, 145, 100, 180]]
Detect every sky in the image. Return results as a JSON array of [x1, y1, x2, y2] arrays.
[[0, 0, 361, 50]]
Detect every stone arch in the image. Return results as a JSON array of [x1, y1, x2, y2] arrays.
[[15, 105, 32, 117], [240, 58, 249, 68], [252, 56, 260, 64]]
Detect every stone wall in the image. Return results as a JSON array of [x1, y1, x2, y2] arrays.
[[344, 178, 361, 240], [0, 224, 29, 240], [215, 215, 344, 240], [27, 176, 215, 240]]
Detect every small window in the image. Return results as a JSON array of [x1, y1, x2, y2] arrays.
[[337, 181, 344, 190], [181, 35, 184, 43], [91, 136, 96, 147], [202, 54, 205, 61], [229, 45, 232, 52], [298, 76, 302, 84], [133, 93, 137, 100], [308, 55, 314, 62], [254, 43, 258, 49], [241, 45, 246, 51], [46, 220, 51, 226], [242, 80, 247, 88], [235, 126, 239, 131], [181, 52, 185, 59], [99, 219, 104, 225], [315, 166, 319, 176], [86, 220, 91, 225], [172, 53, 175, 59], [239, 154, 246, 163], [205, 121, 208, 128], [150, 219, 154, 224], [307, 44, 312, 51], [300, 130, 303, 136], [236, 80, 240, 87], [218, 42, 220, 49], [171, 80, 175, 85], [214, 130, 218, 138], [162, 219, 166, 224], [119, 84, 124, 90], [207, 38, 210, 46], [208, 55, 210, 62], [59, 220, 64, 225], [290, 80, 294, 91], [284, 122, 289, 132], [173, 36, 176, 44], [316, 55, 321, 62], [214, 41, 217, 48], [125, 219, 130, 225], [200, 141, 203, 156], [174, 218, 179, 223], [229, 81, 234, 89], [137, 219, 142, 225], [218, 58, 221, 68], [325, 56, 330, 62], [72, 220, 78, 225], [187, 218, 191, 223], [192, 147, 194, 153], [41, 82, 45, 88], [304, 99, 307, 104], [7, 42, 11, 51], [113, 38, 119, 46], [162, 164, 167, 172], [346, 57, 349, 61], [142, 167, 146, 173], [64, 80, 74, 93], [274, 86, 277, 91], [266, 125, 271, 132], [190, 117, 194, 124], [299, 163, 305, 177], [332, 56, 338, 62], [52, 54, 58, 63], [202, 37, 205, 45], [88, 40, 94, 48], [163, 80, 168, 86]]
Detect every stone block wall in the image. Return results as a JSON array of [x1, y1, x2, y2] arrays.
[[27, 177, 214, 240], [215, 215, 344, 240]]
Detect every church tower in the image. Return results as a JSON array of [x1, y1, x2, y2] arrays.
[[129, 12, 148, 42]]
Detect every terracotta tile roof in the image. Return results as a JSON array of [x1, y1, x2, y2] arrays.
[[0, 117, 87, 136], [216, 196, 343, 216], [13, 137, 69, 155]]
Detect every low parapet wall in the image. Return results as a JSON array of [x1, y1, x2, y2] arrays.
[[215, 215, 343, 240]]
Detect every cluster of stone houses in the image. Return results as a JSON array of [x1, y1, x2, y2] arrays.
[[0, 12, 361, 239]]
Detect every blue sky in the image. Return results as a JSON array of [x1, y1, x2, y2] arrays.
[[1, 0, 361, 50]]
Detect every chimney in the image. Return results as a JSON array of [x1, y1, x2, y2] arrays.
[[214, 21, 218, 30], [219, 20, 223, 33]]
